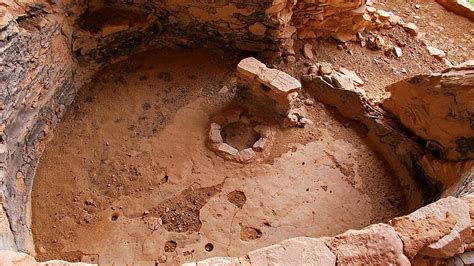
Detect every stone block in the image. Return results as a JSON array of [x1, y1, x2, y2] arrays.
[[325, 223, 410, 265], [248, 237, 336, 265]]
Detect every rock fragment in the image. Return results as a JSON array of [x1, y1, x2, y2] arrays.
[[216, 143, 239, 156], [303, 43, 314, 59], [426, 46, 446, 60], [403, 22, 419, 36], [209, 123, 223, 143], [339, 67, 364, 85]]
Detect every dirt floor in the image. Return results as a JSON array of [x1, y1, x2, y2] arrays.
[[32, 49, 407, 264], [31, 1, 474, 265]]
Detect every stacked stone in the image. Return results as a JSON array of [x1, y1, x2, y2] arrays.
[[293, 0, 370, 42]]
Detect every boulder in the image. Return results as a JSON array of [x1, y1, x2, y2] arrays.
[[325, 223, 410, 265], [248, 237, 336, 265], [382, 63, 474, 161], [391, 197, 471, 258], [389, 211, 456, 259]]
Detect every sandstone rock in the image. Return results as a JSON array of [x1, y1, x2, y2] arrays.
[[249, 23, 266, 36], [403, 22, 419, 36], [332, 73, 355, 92], [389, 212, 456, 259], [389, 13, 405, 26], [253, 125, 272, 138], [252, 137, 269, 152], [382, 64, 474, 161], [318, 62, 333, 76], [248, 237, 336, 265], [394, 197, 471, 258], [216, 143, 239, 156], [209, 123, 223, 143], [366, 6, 377, 14], [0, 250, 94, 265], [236, 57, 266, 81], [237, 57, 301, 94], [436, 0, 474, 21], [325, 223, 410, 265], [426, 46, 446, 60], [101, 17, 130, 37], [237, 148, 256, 162], [367, 34, 385, 50], [303, 43, 314, 59], [332, 31, 357, 43], [339, 67, 364, 85], [195, 257, 241, 266], [376, 10, 390, 20]]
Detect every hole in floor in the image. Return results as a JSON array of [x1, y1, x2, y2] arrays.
[[164, 241, 177, 253], [204, 243, 214, 252], [221, 121, 261, 151]]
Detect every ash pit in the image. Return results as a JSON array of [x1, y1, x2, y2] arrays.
[[30, 49, 409, 264]]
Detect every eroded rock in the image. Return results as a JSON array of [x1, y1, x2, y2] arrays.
[[382, 63, 474, 161], [392, 197, 471, 258], [248, 237, 336, 265], [325, 223, 410, 265]]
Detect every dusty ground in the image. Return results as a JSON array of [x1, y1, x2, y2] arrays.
[[284, 1, 473, 102], [32, 49, 407, 264]]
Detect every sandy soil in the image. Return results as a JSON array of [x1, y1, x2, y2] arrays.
[[32, 49, 407, 264]]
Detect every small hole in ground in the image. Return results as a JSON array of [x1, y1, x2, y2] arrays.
[[164, 240, 177, 253], [205, 243, 214, 252], [110, 213, 119, 221]]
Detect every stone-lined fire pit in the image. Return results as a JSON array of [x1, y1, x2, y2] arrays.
[[207, 108, 276, 163]]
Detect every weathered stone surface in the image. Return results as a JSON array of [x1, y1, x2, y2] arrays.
[[325, 223, 410, 265], [0, 250, 94, 265], [252, 137, 269, 152], [0, 206, 16, 251], [209, 123, 223, 143], [389, 210, 456, 259], [248, 237, 336, 265], [403, 22, 419, 36], [237, 148, 256, 162], [237, 57, 301, 94], [303, 43, 314, 59], [436, 0, 474, 21], [398, 197, 471, 258], [253, 125, 272, 138], [194, 257, 241, 266], [426, 46, 447, 60], [382, 63, 474, 161], [332, 73, 356, 92], [216, 143, 239, 156], [339, 67, 364, 85]]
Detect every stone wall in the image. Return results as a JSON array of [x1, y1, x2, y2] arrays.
[[0, 0, 91, 253], [293, 0, 369, 42]]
